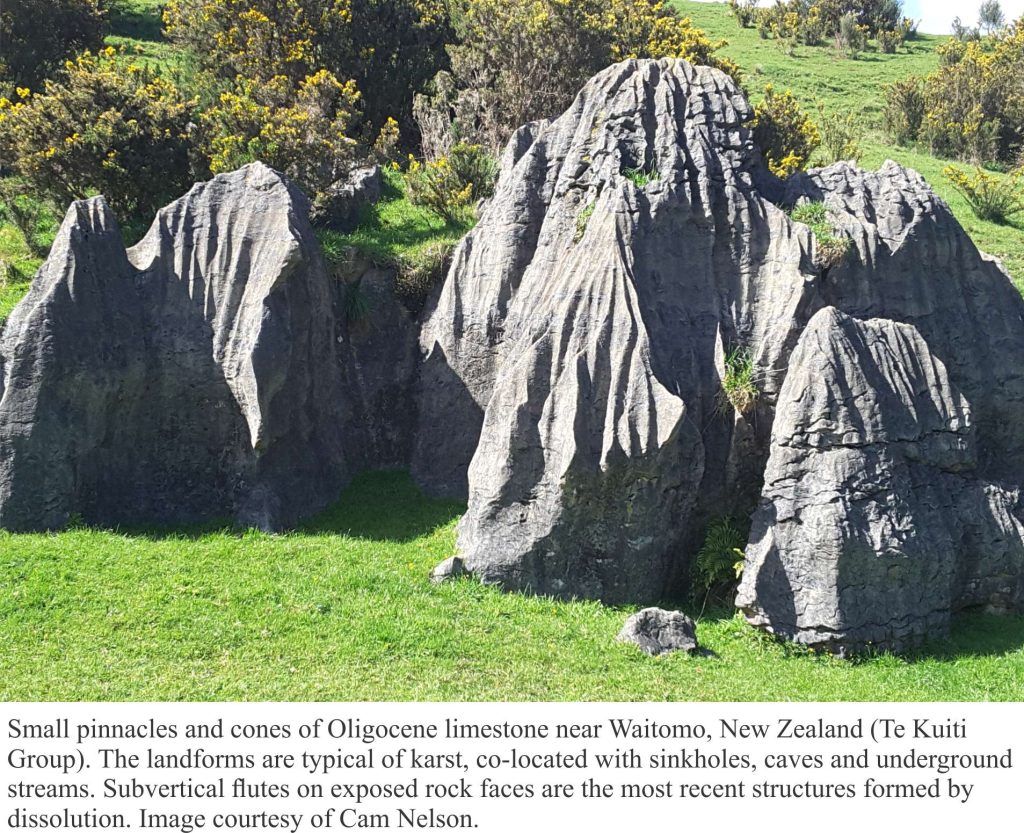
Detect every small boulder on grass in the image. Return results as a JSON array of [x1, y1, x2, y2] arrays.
[[617, 608, 699, 656], [431, 555, 467, 584]]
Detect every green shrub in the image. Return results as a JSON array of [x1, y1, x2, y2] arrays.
[[944, 165, 1024, 223], [836, 12, 868, 58], [417, 0, 738, 154], [0, 48, 196, 223], [882, 77, 925, 145], [164, 0, 452, 143], [922, 20, 1024, 164], [816, 106, 863, 164], [721, 348, 759, 415], [405, 143, 496, 224], [727, 0, 759, 28], [790, 200, 851, 268], [752, 85, 821, 179], [0, 0, 105, 93], [876, 28, 904, 53], [693, 517, 747, 601], [199, 70, 362, 208]]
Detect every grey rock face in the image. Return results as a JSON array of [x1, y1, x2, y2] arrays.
[[311, 164, 382, 230], [617, 608, 699, 656], [736, 308, 1024, 653], [430, 556, 467, 584], [419, 58, 816, 601], [0, 163, 350, 530], [416, 58, 1024, 638]]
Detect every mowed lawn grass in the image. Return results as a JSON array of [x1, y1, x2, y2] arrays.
[[1, 472, 1022, 702]]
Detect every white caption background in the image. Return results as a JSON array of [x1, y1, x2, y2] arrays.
[[2, 702, 1021, 831]]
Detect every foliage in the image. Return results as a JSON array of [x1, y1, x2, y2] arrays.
[[752, 84, 821, 178], [835, 12, 868, 58], [752, 1, 906, 52], [163, 0, 452, 142], [882, 77, 926, 145], [944, 165, 1024, 224], [0, 0, 105, 93], [727, 0, 759, 28], [199, 70, 361, 201], [405, 143, 496, 223], [395, 239, 455, 308], [979, 1, 1006, 37], [575, 201, 596, 243], [0, 48, 196, 222], [816, 105, 863, 163], [622, 163, 660, 187], [790, 200, 851, 268], [417, 0, 737, 154], [921, 19, 1024, 164], [693, 517, 747, 601], [721, 347, 759, 415], [876, 27, 903, 54]]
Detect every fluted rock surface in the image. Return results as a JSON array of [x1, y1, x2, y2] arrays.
[[417, 58, 818, 601], [417, 58, 1024, 632], [736, 309, 1024, 652], [0, 163, 350, 530]]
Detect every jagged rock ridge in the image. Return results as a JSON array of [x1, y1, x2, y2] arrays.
[[415, 58, 1024, 647], [0, 164, 351, 530]]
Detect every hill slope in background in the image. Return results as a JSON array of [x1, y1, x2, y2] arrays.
[[675, 0, 1023, 290]]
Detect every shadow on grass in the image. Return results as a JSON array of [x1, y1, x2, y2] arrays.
[[109, 0, 165, 43], [301, 470, 464, 541], [95, 470, 464, 543]]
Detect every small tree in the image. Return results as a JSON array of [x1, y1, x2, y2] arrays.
[[979, 1, 1006, 36]]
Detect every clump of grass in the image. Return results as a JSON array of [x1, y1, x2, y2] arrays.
[[395, 239, 455, 311], [574, 202, 595, 243], [693, 517, 748, 604], [789, 200, 851, 268], [944, 165, 1024, 224], [721, 347, 759, 415], [319, 169, 472, 312], [622, 163, 660, 187]]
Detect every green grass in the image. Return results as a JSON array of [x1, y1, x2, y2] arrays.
[[675, 0, 1024, 290], [2, 471, 1022, 701], [319, 170, 474, 270]]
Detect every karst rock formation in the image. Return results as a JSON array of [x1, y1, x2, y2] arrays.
[[2, 59, 1022, 652]]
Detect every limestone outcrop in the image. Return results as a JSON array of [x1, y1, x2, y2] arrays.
[[735, 308, 1024, 652], [3, 57, 1024, 653], [414, 58, 1024, 645], [0, 163, 351, 530]]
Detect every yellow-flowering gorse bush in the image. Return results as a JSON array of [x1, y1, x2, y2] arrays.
[[416, 0, 737, 154], [200, 70, 361, 199], [752, 85, 821, 178], [0, 49, 196, 220]]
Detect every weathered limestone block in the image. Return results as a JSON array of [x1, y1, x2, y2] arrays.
[[0, 163, 350, 530], [421, 58, 817, 601], [617, 608, 699, 656], [736, 308, 1024, 652]]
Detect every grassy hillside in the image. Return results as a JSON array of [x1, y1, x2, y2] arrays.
[[675, 0, 1023, 290], [3, 472, 1023, 701]]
